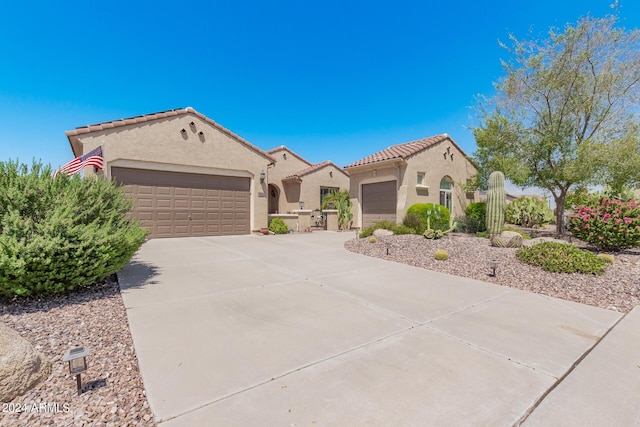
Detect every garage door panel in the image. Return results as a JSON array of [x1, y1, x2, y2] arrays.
[[112, 167, 250, 238], [362, 181, 397, 227]]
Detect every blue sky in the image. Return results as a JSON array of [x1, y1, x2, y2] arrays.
[[1, 0, 638, 187]]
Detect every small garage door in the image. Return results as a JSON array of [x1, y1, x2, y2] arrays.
[[112, 167, 250, 238], [362, 181, 397, 227]]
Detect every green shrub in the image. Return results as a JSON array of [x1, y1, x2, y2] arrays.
[[0, 160, 147, 298], [505, 196, 554, 228], [359, 220, 416, 238], [569, 198, 640, 251], [402, 213, 425, 234], [465, 202, 486, 232], [434, 249, 449, 260], [423, 229, 445, 239], [516, 242, 607, 275], [268, 217, 289, 234], [406, 203, 450, 231], [455, 215, 485, 234]]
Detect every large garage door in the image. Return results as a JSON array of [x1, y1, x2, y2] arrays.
[[362, 181, 397, 227], [112, 167, 250, 238]]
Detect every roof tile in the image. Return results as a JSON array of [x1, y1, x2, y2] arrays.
[[344, 134, 453, 168]]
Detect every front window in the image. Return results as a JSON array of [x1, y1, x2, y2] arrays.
[[417, 172, 425, 185], [439, 177, 453, 212]]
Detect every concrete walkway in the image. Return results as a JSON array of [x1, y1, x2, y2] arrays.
[[117, 232, 636, 426]]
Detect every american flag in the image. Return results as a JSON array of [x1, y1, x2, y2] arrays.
[[54, 146, 104, 178]]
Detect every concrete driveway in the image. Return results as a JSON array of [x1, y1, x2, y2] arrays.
[[118, 232, 628, 426]]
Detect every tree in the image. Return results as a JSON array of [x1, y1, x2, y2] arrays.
[[473, 14, 640, 235]]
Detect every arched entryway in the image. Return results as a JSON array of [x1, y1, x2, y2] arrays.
[[268, 184, 280, 214]]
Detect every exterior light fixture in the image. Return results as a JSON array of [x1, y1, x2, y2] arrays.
[[489, 259, 499, 277], [385, 240, 390, 255], [299, 201, 304, 209], [260, 170, 266, 182], [355, 229, 359, 240], [329, 171, 333, 177], [63, 346, 90, 395]]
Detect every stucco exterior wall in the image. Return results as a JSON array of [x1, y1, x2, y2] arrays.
[[71, 113, 272, 231], [402, 139, 478, 218], [266, 148, 349, 213], [295, 165, 350, 212]]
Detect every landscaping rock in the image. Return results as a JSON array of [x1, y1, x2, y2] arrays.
[[0, 321, 51, 402], [373, 229, 394, 238]]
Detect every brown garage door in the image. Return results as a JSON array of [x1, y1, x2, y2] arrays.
[[111, 167, 250, 238], [362, 181, 397, 227]]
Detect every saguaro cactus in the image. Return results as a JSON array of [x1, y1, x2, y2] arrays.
[[486, 171, 505, 240]]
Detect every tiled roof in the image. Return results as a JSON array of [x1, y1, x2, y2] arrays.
[[344, 134, 455, 168], [267, 146, 312, 166], [284, 160, 349, 180], [65, 107, 275, 162]]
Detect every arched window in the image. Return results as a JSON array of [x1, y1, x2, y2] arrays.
[[439, 176, 453, 212]]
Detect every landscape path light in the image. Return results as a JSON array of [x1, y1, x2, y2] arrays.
[[489, 259, 499, 277], [63, 346, 90, 395]]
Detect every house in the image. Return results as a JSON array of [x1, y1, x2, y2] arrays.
[[65, 107, 278, 238], [344, 134, 479, 228], [266, 146, 349, 214], [64, 107, 349, 238]]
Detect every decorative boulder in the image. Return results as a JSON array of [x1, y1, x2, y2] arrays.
[[491, 230, 523, 248], [373, 229, 394, 238], [0, 322, 51, 402]]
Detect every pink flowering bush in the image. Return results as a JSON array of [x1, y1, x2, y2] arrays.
[[569, 198, 640, 250]]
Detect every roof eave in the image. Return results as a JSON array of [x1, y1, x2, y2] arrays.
[[344, 158, 406, 172]]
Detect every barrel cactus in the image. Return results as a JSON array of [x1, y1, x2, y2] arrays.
[[486, 171, 506, 240], [434, 249, 449, 261]]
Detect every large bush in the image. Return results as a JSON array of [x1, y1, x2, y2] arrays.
[[505, 196, 554, 227], [0, 160, 147, 297], [406, 203, 450, 231], [458, 202, 486, 233], [516, 242, 607, 275], [568, 198, 640, 250]]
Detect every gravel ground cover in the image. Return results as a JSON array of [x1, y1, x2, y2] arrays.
[[0, 278, 155, 427], [345, 233, 640, 313]]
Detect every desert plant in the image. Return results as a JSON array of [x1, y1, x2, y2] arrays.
[[465, 202, 487, 232], [486, 171, 505, 239], [369, 237, 377, 243], [0, 160, 147, 297], [506, 196, 554, 228], [597, 254, 615, 264], [434, 249, 449, 261], [503, 225, 532, 240], [402, 213, 425, 234], [568, 198, 640, 251], [491, 234, 523, 248], [516, 242, 607, 275], [321, 190, 353, 230], [268, 217, 289, 234], [406, 203, 451, 232]]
